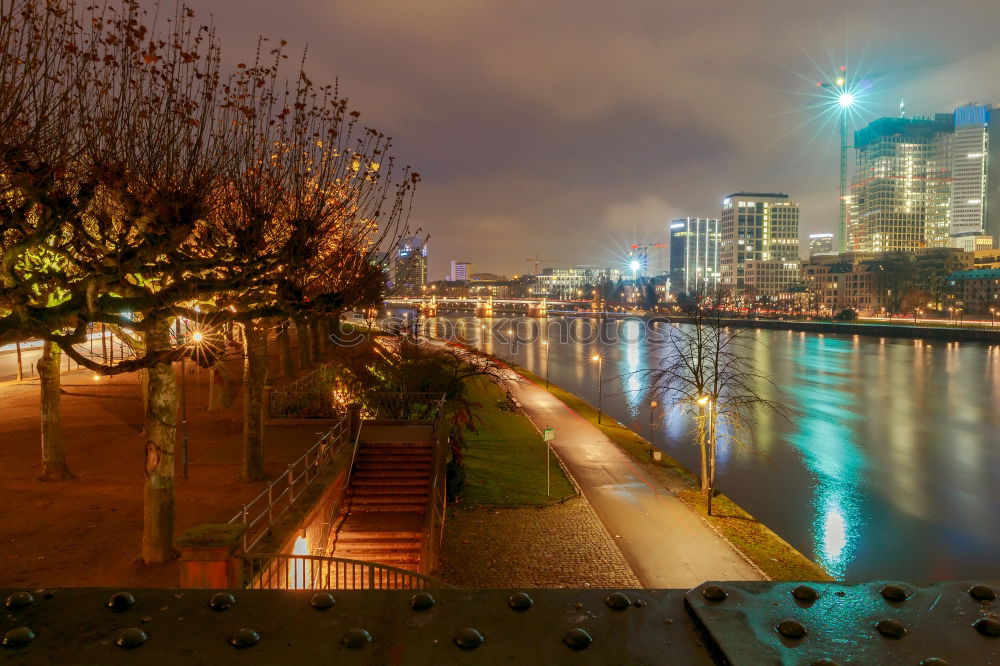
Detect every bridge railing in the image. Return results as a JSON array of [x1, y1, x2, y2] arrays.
[[241, 553, 454, 590]]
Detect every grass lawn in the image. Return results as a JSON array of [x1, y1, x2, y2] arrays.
[[456, 377, 575, 506], [519, 369, 833, 582]]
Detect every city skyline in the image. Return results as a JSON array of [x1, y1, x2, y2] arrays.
[[189, 0, 1000, 278]]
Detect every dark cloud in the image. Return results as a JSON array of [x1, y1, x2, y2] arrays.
[[193, 0, 1000, 278]]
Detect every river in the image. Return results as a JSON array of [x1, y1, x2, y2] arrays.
[[408, 312, 1000, 581]]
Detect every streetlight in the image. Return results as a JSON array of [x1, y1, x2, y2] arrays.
[[991, 307, 996, 327], [179, 327, 206, 480], [591, 353, 603, 424], [543, 340, 551, 389], [697, 394, 716, 515]]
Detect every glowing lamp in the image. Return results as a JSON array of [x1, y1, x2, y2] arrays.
[[629, 260, 640, 272], [191, 331, 204, 343], [838, 93, 854, 108]]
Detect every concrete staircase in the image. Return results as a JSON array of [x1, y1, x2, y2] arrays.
[[328, 440, 433, 571]]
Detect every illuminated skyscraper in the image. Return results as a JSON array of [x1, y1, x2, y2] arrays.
[[393, 236, 427, 292], [668, 217, 720, 293], [950, 103, 999, 250], [719, 193, 799, 292], [849, 115, 954, 252]]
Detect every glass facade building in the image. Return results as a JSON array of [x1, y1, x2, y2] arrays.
[[668, 217, 720, 294], [849, 115, 955, 253]]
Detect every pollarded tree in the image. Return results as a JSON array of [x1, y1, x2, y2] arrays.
[[631, 294, 788, 515]]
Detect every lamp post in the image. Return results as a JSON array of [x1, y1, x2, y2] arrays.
[[179, 329, 204, 480], [648, 400, 657, 459], [591, 353, 603, 424], [543, 340, 551, 389], [697, 394, 716, 515], [991, 307, 996, 327], [818, 66, 855, 253]]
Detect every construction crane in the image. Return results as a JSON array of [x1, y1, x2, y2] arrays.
[[525, 254, 561, 275]]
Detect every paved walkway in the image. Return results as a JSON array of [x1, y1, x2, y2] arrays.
[[440, 498, 640, 588], [511, 377, 763, 588]]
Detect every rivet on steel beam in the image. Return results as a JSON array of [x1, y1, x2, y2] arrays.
[[563, 628, 593, 651], [507, 592, 533, 611], [115, 627, 147, 649], [229, 628, 260, 649], [209, 592, 237, 612], [106, 592, 136, 612], [454, 628, 485, 650], [411, 592, 435, 611], [973, 618, 1000, 638], [310, 593, 336, 610], [701, 585, 728, 602], [969, 585, 997, 602], [1, 627, 35, 649], [341, 628, 373, 649], [775, 619, 808, 640], [4, 592, 34, 611], [605, 593, 631, 610], [879, 584, 910, 603], [919, 658, 950, 666], [875, 619, 907, 639], [792, 585, 819, 603]]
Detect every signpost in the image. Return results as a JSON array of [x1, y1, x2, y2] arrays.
[[543, 427, 555, 496]]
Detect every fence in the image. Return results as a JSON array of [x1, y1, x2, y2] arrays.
[[241, 553, 453, 590], [227, 419, 353, 552]]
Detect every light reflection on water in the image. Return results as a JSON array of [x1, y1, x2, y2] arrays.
[[414, 313, 1000, 580]]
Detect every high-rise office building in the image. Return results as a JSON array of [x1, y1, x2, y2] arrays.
[[668, 217, 720, 293], [950, 103, 1000, 251], [808, 233, 835, 256], [449, 260, 471, 282], [393, 236, 427, 292], [849, 115, 954, 253], [719, 193, 799, 292]]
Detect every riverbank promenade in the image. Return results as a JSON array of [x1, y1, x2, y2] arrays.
[[511, 376, 763, 588]]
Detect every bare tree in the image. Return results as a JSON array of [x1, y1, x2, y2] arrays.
[[633, 295, 788, 515]]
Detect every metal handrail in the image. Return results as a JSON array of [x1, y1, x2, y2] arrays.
[[269, 389, 344, 419], [283, 361, 334, 393], [228, 419, 350, 552], [241, 553, 454, 590]]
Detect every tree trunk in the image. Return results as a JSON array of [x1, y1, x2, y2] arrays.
[[242, 320, 268, 481], [295, 317, 311, 368], [37, 341, 72, 481], [141, 322, 178, 564], [309, 315, 322, 362], [277, 320, 294, 379]]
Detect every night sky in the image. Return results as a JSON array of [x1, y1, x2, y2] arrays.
[[193, 0, 1000, 279]]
